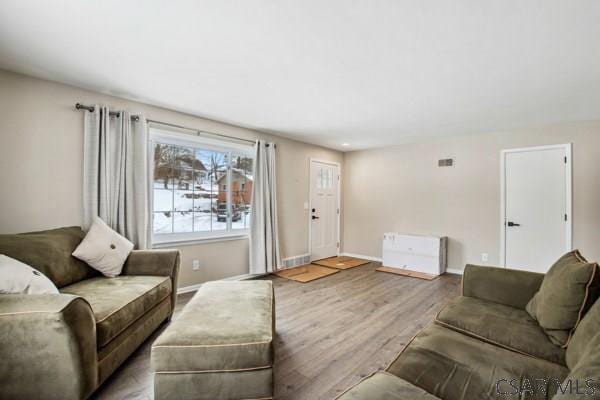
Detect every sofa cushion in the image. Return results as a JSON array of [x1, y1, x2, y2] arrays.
[[0, 227, 98, 288], [436, 296, 565, 364], [61, 275, 171, 347], [337, 372, 440, 400], [387, 324, 569, 400], [152, 281, 274, 372], [566, 294, 600, 369], [555, 333, 600, 399], [526, 250, 600, 347]]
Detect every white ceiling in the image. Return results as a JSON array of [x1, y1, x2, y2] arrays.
[[1, 1, 600, 151]]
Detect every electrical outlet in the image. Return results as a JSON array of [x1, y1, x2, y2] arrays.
[[481, 253, 489, 263], [192, 260, 200, 271]]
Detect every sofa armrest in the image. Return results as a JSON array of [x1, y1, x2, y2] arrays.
[[0, 294, 97, 400], [122, 249, 180, 313], [462, 264, 545, 309]]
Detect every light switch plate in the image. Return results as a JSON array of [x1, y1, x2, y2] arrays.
[[192, 260, 200, 270]]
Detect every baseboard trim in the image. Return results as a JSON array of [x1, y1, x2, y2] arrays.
[[177, 283, 203, 294], [445, 268, 464, 275], [340, 252, 382, 262], [341, 252, 463, 275]]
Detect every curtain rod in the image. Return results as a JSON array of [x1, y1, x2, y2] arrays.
[[75, 103, 258, 145], [76, 103, 140, 121]]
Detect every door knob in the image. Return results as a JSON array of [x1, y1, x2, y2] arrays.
[[507, 221, 521, 227], [312, 215, 319, 220]]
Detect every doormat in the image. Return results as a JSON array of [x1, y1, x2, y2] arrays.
[[376, 266, 438, 280], [273, 264, 339, 283], [313, 256, 370, 270]]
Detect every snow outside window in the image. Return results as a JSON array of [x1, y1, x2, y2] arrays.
[[151, 127, 253, 243]]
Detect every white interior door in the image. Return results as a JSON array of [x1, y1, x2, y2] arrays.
[[310, 160, 339, 261], [502, 144, 572, 272]]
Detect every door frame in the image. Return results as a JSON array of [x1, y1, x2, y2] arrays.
[[308, 158, 342, 261], [499, 143, 572, 267]]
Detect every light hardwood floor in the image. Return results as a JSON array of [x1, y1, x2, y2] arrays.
[[93, 262, 461, 400]]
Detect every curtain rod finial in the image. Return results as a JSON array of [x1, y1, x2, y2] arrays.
[[76, 103, 94, 112]]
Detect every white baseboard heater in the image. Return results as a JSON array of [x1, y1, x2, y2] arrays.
[[382, 233, 448, 276]]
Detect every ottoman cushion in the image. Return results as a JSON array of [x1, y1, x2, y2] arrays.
[[152, 280, 274, 372], [337, 372, 440, 399]]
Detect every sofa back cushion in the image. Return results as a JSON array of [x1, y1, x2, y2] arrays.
[[555, 332, 600, 399], [566, 297, 600, 369], [0, 226, 99, 288], [525, 250, 600, 347]]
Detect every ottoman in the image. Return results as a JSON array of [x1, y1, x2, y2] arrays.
[[152, 280, 274, 400]]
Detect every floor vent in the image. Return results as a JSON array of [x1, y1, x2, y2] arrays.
[[281, 254, 311, 268]]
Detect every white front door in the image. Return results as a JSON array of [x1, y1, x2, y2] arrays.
[[310, 160, 339, 261], [502, 144, 572, 272]]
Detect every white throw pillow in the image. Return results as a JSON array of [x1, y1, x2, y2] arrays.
[[72, 217, 134, 277], [0, 254, 59, 294]]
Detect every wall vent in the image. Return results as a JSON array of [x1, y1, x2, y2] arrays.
[[281, 254, 311, 268], [438, 158, 454, 167]]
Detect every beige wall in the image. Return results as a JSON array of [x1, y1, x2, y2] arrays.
[[343, 123, 600, 272], [0, 69, 343, 288]]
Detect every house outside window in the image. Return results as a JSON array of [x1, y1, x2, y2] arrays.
[[150, 126, 253, 244]]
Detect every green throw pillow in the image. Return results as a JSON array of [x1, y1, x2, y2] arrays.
[[526, 250, 600, 347]]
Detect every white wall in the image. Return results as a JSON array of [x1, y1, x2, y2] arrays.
[[0, 69, 343, 288], [342, 123, 600, 272]]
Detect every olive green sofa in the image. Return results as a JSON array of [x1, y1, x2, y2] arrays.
[[338, 264, 600, 400], [0, 227, 180, 400]]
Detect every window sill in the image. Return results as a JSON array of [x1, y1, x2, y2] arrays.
[[152, 233, 249, 248]]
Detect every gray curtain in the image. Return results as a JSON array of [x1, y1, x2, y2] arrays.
[[83, 106, 150, 249], [249, 140, 281, 274]]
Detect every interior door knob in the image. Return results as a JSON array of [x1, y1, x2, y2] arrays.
[[312, 215, 319, 220], [507, 221, 521, 227]]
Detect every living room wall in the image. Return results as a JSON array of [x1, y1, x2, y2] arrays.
[[343, 123, 600, 272], [0, 69, 343, 289]]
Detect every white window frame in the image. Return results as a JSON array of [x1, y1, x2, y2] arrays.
[[150, 126, 254, 246]]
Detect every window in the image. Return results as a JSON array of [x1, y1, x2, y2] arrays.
[[151, 127, 253, 243]]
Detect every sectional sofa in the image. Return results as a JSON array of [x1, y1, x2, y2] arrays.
[[339, 259, 600, 400]]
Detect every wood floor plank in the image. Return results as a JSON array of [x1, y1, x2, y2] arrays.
[[92, 261, 460, 400]]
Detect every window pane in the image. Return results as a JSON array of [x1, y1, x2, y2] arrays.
[[193, 169, 212, 232], [153, 212, 172, 234], [231, 154, 253, 230], [173, 146, 195, 170], [193, 212, 211, 232], [213, 165, 228, 231], [212, 196, 227, 231], [174, 190, 194, 212], [153, 189, 172, 213], [154, 144, 175, 191], [154, 168, 175, 189], [195, 149, 228, 231], [173, 169, 193, 190], [173, 212, 193, 233]]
